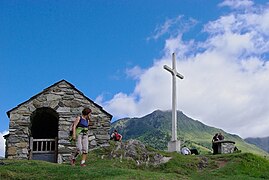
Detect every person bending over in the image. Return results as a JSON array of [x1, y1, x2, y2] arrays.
[[110, 129, 122, 141]]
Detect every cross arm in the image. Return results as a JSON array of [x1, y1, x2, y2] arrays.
[[163, 65, 184, 79], [163, 65, 173, 73], [176, 72, 184, 79]]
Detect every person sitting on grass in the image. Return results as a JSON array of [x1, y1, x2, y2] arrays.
[[181, 146, 191, 155], [110, 129, 122, 141]]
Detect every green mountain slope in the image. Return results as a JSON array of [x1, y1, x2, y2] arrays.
[[245, 136, 269, 153], [111, 110, 268, 156]]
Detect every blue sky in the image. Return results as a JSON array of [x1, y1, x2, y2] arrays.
[[1, 0, 269, 156]]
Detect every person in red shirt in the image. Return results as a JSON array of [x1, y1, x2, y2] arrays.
[[110, 129, 122, 141]]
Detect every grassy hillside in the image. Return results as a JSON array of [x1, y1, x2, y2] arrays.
[[245, 137, 269, 153], [111, 110, 268, 156], [1, 147, 269, 179]]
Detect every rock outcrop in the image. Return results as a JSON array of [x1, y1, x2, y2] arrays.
[[104, 139, 171, 166]]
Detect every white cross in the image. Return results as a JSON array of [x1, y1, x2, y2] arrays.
[[164, 53, 184, 147]]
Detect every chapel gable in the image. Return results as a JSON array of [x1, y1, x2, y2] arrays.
[[5, 79, 112, 163]]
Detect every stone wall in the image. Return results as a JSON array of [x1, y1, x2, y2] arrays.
[[6, 80, 112, 163], [215, 140, 235, 154]]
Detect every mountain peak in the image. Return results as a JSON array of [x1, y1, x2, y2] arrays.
[[111, 110, 268, 156]]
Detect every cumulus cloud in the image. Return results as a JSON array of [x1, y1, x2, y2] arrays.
[[0, 131, 8, 157], [101, 2, 269, 138]]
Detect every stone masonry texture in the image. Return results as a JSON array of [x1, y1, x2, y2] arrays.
[[5, 80, 112, 163]]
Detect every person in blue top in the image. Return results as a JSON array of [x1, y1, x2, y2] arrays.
[[70, 107, 91, 167]]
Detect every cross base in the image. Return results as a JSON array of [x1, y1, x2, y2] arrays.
[[168, 140, 181, 152]]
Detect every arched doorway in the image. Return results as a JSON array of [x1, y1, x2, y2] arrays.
[[30, 107, 59, 162]]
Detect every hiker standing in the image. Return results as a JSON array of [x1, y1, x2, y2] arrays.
[[110, 129, 122, 141], [212, 133, 219, 155], [70, 107, 91, 167], [218, 132, 224, 140]]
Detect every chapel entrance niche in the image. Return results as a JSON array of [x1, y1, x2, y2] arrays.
[[30, 107, 59, 162], [31, 107, 59, 138]]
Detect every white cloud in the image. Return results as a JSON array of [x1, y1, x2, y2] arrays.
[[148, 15, 183, 40], [219, 0, 254, 9], [103, 92, 138, 118], [125, 66, 145, 80], [101, 2, 269, 138], [147, 15, 197, 41], [0, 131, 8, 157]]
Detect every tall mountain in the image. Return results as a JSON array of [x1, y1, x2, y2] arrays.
[[245, 137, 269, 153], [111, 110, 267, 156]]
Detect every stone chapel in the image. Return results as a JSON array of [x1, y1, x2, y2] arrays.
[[4, 80, 112, 163]]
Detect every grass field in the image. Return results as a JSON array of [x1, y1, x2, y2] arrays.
[[1, 149, 269, 180]]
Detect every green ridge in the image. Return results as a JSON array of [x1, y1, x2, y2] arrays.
[[111, 110, 268, 156]]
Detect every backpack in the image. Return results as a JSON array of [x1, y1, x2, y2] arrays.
[[69, 117, 81, 136]]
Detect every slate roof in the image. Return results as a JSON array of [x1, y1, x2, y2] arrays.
[[6, 79, 113, 119]]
